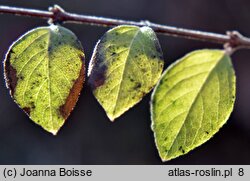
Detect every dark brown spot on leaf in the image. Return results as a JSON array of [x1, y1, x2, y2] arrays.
[[179, 146, 185, 154], [134, 82, 142, 89], [4, 50, 18, 96], [88, 43, 107, 90], [23, 107, 31, 115], [59, 55, 85, 119]]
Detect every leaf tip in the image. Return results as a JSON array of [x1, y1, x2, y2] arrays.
[[107, 114, 116, 122], [49, 129, 59, 136], [160, 158, 168, 162], [161, 156, 173, 162], [158, 151, 177, 162]]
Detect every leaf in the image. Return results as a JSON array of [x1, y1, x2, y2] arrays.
[[88, 25, 164, 121], [4, 25, 85, 135], [151, 49, 236, 161]]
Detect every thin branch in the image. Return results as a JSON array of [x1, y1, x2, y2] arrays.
[[1, 5, 250, 50]]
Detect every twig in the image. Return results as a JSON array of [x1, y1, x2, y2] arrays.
[[1, 5, 250, 50]]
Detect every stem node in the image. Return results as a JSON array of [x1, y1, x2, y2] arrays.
[[48, 5, 65, 25]]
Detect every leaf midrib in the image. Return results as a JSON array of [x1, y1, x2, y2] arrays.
[[111, 28, 141, 118], [47, 28, 53, 131]]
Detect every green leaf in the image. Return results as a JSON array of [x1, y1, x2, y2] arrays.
[[88, 25, 164, 121], [151, 49, 236, 161], [4, 25, 85, 135]]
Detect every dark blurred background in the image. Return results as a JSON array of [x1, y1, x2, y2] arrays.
[[0, 0, 250, 165]]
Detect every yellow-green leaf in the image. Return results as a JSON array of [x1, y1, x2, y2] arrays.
[[151, 49, 236, 161], [88, 25, 164, 121], [4, 25, 85, 135]]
